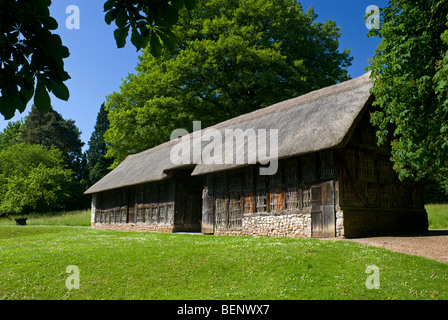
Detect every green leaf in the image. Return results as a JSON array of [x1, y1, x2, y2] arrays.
[[59, 45, 70, 59], [49, 34, 63, 48], [115, 9, 128, 28], [131, 28, 143, 51], [171, 0, 185, 11], [16, 98, 27, 113], [163, 5, 179, 26], [105, 9, 115, 25], [0, 96, 16, 120], [51, 81, 70, 101], [44, 17, 58, 30], [157, 29, 176, 52], [19, 85, 34, 108], [2, 86, 23, 116], [21, 75, 34, 91], [104, 0, 115, 12], [184, 0, 196, 10], [34, 80, 51, 112], [149, 31, 162, 58], [114, 27, 129, 48]]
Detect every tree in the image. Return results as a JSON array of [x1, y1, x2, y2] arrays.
[[85, 103, 113, 185], [105, 0, 353, 167], [0, 119, 23, 150], [0, 143, 73, 214], [367, 1, 448, 187], [0, 0, 70, 119], [104, 0, 196, 56], [0, 0, 196, 120], [21, 105, 84, 179], [19, 107, 89, 209]]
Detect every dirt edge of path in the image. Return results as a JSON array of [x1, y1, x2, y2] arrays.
[[340, 230, 448, 263]]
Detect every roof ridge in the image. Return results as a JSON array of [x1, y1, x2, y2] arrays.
[[85, 72, 373, 194], [122, 72, 372, 163], [211, 72, 372, 129]]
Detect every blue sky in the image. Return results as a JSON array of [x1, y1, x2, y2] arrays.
[[0, 0, 388, 151]]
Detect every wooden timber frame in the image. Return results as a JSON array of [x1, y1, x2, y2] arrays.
[[90, 107, 428, 238], [202, 150, 339, 238], [87, 73, 428, 238], [93, 179, 176, 231], [198, 107, 427, 238], [334, 107, 427, 237], [92, 169, 204, 233]]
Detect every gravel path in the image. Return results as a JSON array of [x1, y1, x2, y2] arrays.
[[343, 230, 448, 263]]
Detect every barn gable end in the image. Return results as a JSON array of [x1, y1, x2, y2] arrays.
[[336, 104, 428, 237]]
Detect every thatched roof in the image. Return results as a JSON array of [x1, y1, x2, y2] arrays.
[[85, 72, 373, 194]]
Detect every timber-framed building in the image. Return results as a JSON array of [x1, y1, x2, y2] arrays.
[[85, 73, 427, 238]]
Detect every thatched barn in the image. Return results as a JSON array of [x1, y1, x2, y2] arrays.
[[85, 73, 428, 238]]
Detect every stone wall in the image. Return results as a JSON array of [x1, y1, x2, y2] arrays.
[[92, 223, 174, 233], [90, 193, 176, 233], [335, 210, 344, 237], [215, 212, 312, 238]]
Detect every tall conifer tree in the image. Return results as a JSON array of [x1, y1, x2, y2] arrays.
[[86, 103, 113, 185]]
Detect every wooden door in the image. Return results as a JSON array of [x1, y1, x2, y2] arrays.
[[127, 187, 136, 223], [322, 181, 335, 237], [186, 194, 202, 229], [174, 173, 203, 232], [311, 185, 323, 238], [311, 181, 335, 238], [202, 186, 214, 234]]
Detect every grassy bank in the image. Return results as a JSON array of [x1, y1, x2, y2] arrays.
[[0, 225, 447, 300], [426, 204, 448, 229], [0, 210, 91, 226]]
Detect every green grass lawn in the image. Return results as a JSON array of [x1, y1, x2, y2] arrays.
[[0, 205, 447, 300], [426, 204, 448, 229], [0, 209, 91, 227], [0, 225, 447, 300]]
